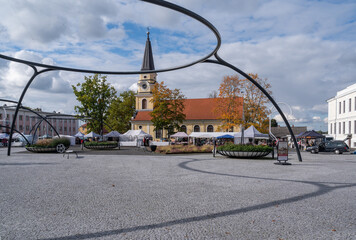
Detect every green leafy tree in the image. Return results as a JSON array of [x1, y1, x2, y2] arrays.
[[72, 74, 117, 135], [271, 118, 278, 127], [107, 90, 136, 133], [150, 81, 186, 138]]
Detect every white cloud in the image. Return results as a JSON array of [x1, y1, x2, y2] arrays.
[[312, 116, 321, 121]]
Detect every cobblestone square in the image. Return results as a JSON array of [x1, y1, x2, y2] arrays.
[[1, 149, 355, 239]]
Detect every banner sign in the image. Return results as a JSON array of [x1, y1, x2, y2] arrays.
[[277, 141, 288, 161]]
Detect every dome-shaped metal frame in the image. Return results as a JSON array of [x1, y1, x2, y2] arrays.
[[0, 0, 302, 162]]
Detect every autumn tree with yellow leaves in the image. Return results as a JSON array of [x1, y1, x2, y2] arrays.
[[215, 74, 272, 133]]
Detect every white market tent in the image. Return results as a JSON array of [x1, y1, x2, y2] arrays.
[[74, 131, 84, 138], [234, 126, 269, 144], [170, 132, 189, 138], [189, 132, 237, 138], [84, 131, 100, 139], [104, 131, 121, 138], [53, 135, 76, 146], [120, 130, 151, 141]]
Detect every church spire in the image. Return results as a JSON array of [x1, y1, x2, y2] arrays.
[[141, 29, 155, 71]]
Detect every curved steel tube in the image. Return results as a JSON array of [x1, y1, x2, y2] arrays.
[[0, 101, 61, 140], [1, 0, 302, 161], [0, 125, 30, 145]]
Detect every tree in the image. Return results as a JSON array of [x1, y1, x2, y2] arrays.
[[150, 81, 186, 138], [271, 118, 278, 127], [72, 74, 117, 135], [208, 90, 218, 98], [215, 75, 243, 132], [215, 74, 272, 133], [106, 90, 136, 133]]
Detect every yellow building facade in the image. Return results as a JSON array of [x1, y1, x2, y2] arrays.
[[131, 32, 242, 140]]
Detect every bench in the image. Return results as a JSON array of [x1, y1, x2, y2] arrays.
[[63, 150, 79, 159]]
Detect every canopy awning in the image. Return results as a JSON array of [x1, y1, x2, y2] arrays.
[[234, 125, 269, 139], [217, 134, 234, 139], [104, 131, 121, 138], [74, 131, 84, 137], [296, 130, 324, 139], [84, 131, 100, 138], [171, 132, 189, 138]]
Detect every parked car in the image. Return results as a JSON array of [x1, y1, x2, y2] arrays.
[[306, 140, 349, 154]]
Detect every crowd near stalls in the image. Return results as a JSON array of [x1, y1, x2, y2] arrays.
[[169, 126, 270, 147], [295, 130, 329, 150]]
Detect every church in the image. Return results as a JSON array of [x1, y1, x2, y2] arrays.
[[131, 32, 243, 140]]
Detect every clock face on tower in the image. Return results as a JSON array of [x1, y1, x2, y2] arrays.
[[142, 83, 147, 90]]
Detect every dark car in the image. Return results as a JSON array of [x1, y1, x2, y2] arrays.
[[306, 140, 349, 154]]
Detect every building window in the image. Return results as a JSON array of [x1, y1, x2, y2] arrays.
[[207, 125, 214, 132], [155, 129, 162, 139], [26, 125, 29, 130], [180, 125, 187, 133], [354, 121, 356, 134], [349, 98, 352, 112], [343, 100, 345, 113], [339, 122, 341, 134], [26, 116, 29, 121], [330, 123, 332, 134], [355, 97, 356, 111], [19, 125, 23, 131], [334, 123, 336, 135], [19, 115, 23, 121], [343, 122, 345, 134], [0, 113, 2, 119], [142, 99, 147, 109], [194, 125, 200, 132], [349, 121, 352, 134]]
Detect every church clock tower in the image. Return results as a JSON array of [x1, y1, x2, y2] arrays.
[[136, 30, 157, 111]]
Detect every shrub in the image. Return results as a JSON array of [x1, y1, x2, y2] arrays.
[[217, 143, 273, 152], [50, 138, 71, 148], [156, 145, 213, 154], [84, 141, 117, 147], [27, 137, 70, 148]]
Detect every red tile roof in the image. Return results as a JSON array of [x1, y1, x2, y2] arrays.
[[132, 98, 243, 121]]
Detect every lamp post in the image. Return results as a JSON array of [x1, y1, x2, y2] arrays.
[[269, 102, 294, 143]]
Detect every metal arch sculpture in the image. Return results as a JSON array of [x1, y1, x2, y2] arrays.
[[0, 0, 302, 162], [0, 99, 61, 139]]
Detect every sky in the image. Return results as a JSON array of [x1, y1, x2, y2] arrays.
[[0, 0, 355, 131]]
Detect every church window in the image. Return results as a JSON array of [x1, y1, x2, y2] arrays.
[[142, 99, 147, 109], [207, 125, 214, 132], [180, 125, 187, 133], [194, 125, 200, 132]]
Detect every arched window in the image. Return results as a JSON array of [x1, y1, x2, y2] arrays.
[[194, 125, 200, 132], [142, 99, 147, 109], [180, 125, 187, 133], [207, 125, 214, 132]]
